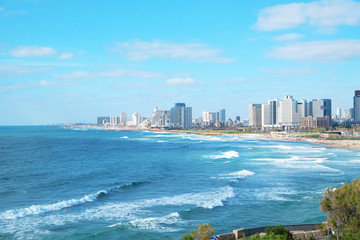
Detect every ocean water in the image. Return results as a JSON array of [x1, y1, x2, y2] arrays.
[[1, 126, 360, 240]]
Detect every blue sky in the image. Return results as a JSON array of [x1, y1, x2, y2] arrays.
[[1, 0, 360, 125]]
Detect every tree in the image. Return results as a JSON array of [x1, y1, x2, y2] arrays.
[[265, 226, 293, 240], [320, 178, 360, 239], [191, 223, 215, 240]]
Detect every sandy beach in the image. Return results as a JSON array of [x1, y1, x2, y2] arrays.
[[163, 129, 360, 150]]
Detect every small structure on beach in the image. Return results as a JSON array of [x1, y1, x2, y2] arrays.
[[320, 132, 341, 139]]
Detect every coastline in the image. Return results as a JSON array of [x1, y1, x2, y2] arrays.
[[163, 129, 360, 150]]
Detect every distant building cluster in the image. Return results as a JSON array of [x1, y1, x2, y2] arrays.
[[96, 90, 360, 131], [332, 90, 360, 126], [96, 103, 246, 129], [249, 95, 331, 130]]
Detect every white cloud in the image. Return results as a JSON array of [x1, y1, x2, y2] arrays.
[[274, 33, 304, 41], [260, 67, 317, 74], [10, 46, 58, 57], [56, 69, 164, 79], [166, 77, 196, 86], [58, 52, 75, 60], [0, 64, 52, 76], [254, 0, 360, 32], [110, 40, 235, 63], [0, 7, 27, 15], [31, 80, 74, 87], [9, 46, 76, 59], [267, 40, 360, 61]]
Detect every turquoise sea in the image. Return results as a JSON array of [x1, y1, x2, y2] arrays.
[[1, 126, 360, 239]]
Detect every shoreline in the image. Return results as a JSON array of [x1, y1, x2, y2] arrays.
[[163, 129, 360, 150], [67, 125, 360, 150]]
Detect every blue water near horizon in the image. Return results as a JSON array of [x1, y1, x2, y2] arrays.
[[1, 126, 360, 239]]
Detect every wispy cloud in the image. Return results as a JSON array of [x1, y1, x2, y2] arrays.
[[10, 46, 58, 58], [0, 64, 52, 76], [9, 45, 75, 59], [166, 77, 196, 86], [274, 33, 304, 41], [267, 40, 360, 61], [254, 0, 360, 32], [0, 80, 75, 93], [58, 52, 75, 60], [260, 67, 317, 74], [0, 6, 27, 15], [56, 69, 164, 79], [110, 40, 236, 63]]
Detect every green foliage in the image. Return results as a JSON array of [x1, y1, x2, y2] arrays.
[[265, 226, 293, 240], [242, 225, 293, 240], [180, 233, 194, 240], [191, 223, 214, 240], [320, 178, 360, 238], [181, 223, 214, 240]]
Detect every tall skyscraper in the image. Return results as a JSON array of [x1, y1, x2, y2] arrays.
[[169, 103, 192, 129], [170, 103, 186, 127], [181, 107, 192, 129], [262, 100, 276, 127], [110, 115, 118, 126], [120, 112, 127, 126], [219, 109, 226, 123], [354, 90, 360, 123], [310, 99, 331, 118], [132, 112, 141, 126], [249, 104, 262, 127], [277, 95, 300, 127]]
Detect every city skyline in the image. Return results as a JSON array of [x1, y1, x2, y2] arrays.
[[1, 0, 360, 125]]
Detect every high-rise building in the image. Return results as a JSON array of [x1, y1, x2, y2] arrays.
[[336, 108, 342, 120], [169, 103, 192, 129], [110, 115, 118, 126], [202, 111, 217, 126], [277, 95, 300, 127], [150, 107, 167, 127], [354, 90, 360, 123], [310, 99, 331, 118], [132, 112, 141, 126], [249, 104, 262, 127], [262, 100, 277, 127], [119, 112, 127, 126], [182, 107, 192, 129], [219, 109, 226, 123], [97, 116, 110, 125], [170, 103, 185, 127], [297, 99, 308, 118]]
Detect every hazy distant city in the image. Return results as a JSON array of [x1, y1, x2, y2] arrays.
[[96, 90, 360, 131]]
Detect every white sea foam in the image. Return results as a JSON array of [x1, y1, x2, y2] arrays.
[[156, 140, 167, 143], [140, 186, 235, 209], [120, 136, 129, 139], [212, 170, 255, 180], [252, 156, 342, 173], [206, 151, 239, 159], [111, 212, 182, 232], [1, 190, 108, 220], [254, 187, 297, 201]]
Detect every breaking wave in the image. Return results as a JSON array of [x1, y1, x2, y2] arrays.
[[212, 170, 255, 180], [1, 190, 108, 220], [1, 181, 147, 220], [206, 151, 239, 159], [109, 212, 182, 232]]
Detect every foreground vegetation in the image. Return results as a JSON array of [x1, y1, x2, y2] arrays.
[[181, 178, 360, 240], [320, 178, 360, 239]]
